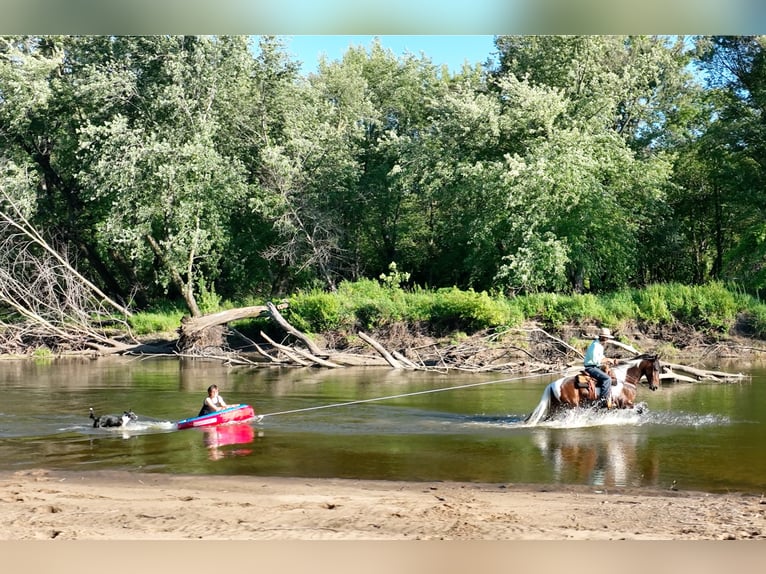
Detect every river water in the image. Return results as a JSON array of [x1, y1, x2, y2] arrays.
[[0, 356, 763, 494]]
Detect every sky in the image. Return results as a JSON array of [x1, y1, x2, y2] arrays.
[[280, 35, 498, 75]]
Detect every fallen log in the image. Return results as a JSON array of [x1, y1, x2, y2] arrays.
[[180, 304, 284, 336], [266, 302, 326, 357], [660, 371, 699, 383], [177, 302, 291, 354], [662, 362, 745, 382], [609, 339, 641, 356], [358, 331, 404, 369], [392, 350, 420, 369], [259, 331, 312, 366]]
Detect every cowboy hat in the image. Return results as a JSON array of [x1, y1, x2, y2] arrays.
[[597, 327, 615, 339]]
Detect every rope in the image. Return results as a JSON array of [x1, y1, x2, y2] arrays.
[[258, 372, 543, 419]]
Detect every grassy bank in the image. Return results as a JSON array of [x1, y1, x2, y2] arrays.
[[129, 280, 766, 347]]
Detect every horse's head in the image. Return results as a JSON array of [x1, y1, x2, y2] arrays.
[[639, 354, 661, 391], [620, 354, 661, 391]]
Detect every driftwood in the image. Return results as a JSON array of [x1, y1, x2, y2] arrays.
[[661, 362, 745, 383], [179, 303, 288, 337], [266, 301, 326, 357], [358, 331, 405, 369], [149, 301, 750, 382]]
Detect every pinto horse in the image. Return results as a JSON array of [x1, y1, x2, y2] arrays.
[[525, 354, 662, 425]]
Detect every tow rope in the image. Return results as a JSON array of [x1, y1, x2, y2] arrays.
[[258, 372, 546, 419]]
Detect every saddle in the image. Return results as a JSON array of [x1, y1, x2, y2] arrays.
[[573, 373, 597, 400], [574, 363, 616, 401]]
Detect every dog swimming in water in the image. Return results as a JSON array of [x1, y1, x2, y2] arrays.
[[89, 408, 138, 428]]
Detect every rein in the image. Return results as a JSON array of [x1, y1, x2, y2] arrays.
[[621, 358, 658, 386]]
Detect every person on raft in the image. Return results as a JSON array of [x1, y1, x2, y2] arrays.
[[198, 384, 231, 416]]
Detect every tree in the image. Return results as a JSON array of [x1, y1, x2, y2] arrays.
[[693, 36, 766, 291], [67, 36, 253, 317], [0, 35, 142, 305], [485, 35, 684, 293], [250, 39, 368, 292]]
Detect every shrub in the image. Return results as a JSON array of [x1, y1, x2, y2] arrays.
[[685, 282, 738, 332], [426, 287, 510, 332], [196, 279, 222, 315], [337, 278, 409, 330], [602, 289, 640, 323], [287, 290, 342, 333], [634, 284, 674, 324], [739, 304, 766, 339]]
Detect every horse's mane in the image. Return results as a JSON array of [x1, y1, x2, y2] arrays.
[[616, 353, 659, 365]]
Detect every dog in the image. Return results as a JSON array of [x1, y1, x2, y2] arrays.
[[89, 408, 138, 428]]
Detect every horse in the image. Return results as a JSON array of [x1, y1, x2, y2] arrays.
[[525, 354, 662, 425]]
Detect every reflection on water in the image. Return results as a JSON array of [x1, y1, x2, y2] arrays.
[[532, 427, 660, 489], [202, 423, 258, 460], [0, 357, 764, 493]]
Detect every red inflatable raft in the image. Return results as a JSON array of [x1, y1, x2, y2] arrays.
[[176, 404, 256, 430]]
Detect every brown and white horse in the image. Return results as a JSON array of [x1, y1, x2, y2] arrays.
[[525, 354, 662, 425]]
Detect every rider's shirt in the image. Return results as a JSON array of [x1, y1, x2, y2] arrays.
[[584, 339, 605, 368]]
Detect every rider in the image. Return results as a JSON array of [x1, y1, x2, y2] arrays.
[[583, 327, 615, 409]]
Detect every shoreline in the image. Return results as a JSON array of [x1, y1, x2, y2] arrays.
[[1, 468, 764, 540]]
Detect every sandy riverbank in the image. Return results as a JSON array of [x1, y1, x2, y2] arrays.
[[1, 468, 764, 541]]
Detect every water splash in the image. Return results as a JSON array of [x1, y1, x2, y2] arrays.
[[525, 407, 645, 428], [640, 410, 731, 427], [72, 417, 177, 436], [489, 403, 732, 430]]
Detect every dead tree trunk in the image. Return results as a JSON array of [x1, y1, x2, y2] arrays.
[[177, 303, 288, 353], [266, 301, 325, 356], [358, 332, 405, 369]]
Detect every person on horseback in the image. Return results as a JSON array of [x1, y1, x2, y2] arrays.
[[584, 327, 615, 409]]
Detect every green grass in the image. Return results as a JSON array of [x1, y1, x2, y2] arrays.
[[127, 302, 186, 335]]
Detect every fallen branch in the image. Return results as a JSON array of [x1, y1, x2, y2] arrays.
[[266, 301, 325, 357], [229, 328, 285, 364], [662, 362, 746, 382], [358, 332, 404, 369], [259, 331, 312, 366]]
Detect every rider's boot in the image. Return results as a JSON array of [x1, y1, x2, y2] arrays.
[[600, 389, 612, 409]]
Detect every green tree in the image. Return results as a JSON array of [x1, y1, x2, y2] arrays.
[[486, 35, 685, 293], [0, 36, 139, 304], [694, 36, 766, 291], [77, 36, 253, 316], [250, 39, 370, 292], [1, 36, 257, 316]]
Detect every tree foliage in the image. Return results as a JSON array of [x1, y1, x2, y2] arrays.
[[2, 34, 766, 316]]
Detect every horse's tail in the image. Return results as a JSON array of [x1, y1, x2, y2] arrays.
[[525, 382, 554, 426]]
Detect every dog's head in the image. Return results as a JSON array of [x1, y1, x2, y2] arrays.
[[121, 410, 138, 425]]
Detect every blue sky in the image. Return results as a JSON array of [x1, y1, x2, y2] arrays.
[[280, 35, 498, 75]]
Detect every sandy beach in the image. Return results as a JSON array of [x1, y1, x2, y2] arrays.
[[1, 468, 764, 541]]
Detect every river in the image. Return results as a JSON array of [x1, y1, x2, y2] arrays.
[[0, 356, 763, 494]]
